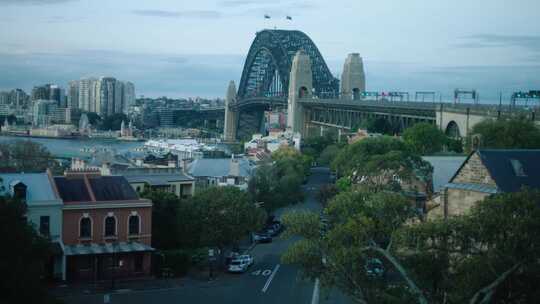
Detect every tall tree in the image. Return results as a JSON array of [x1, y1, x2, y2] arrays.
[[0, 140, 58, 173], [403, 122, 447, 155], [332, 136, 432, 192], [401, 189, 540, 303], [0, 195, 55, 304], [142, 190, 200, 249], [192, 186, 266, 249], [282, 187, 426, 304], [468, 117, 540, 150]]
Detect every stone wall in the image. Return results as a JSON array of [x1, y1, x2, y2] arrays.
[[452, 153, 496, 186], [446, 188, 490, 216]]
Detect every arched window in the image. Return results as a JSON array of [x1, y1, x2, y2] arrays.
[[104, 216, 116, 237], [128, 215, 140, 235], [80, 217, 92, 238]]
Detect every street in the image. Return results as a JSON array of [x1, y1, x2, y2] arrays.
[[61, 167, 351, 304]]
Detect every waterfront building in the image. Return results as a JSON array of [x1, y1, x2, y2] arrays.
[[54, 170, 154, 281], [143, 139, 220, 160], [0, 171, 66, 281]]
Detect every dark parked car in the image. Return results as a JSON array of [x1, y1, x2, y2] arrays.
[[365, 258, 384, 278], [252, 232, 272, 243]]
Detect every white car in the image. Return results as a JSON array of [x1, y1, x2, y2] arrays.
[[227, 255, 254, 273]]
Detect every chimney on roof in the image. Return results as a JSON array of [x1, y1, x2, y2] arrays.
[[64, 168, 101, 179]]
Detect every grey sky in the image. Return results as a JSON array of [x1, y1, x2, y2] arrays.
[[0, 0, 539, 100]]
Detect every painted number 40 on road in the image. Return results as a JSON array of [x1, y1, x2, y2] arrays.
[[251, 269, 272, 276]]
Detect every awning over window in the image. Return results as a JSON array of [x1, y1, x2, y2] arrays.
[[64, 242, 154, 256]]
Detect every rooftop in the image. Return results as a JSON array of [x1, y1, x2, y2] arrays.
[[53, 174, 139, 203], [0, 172, 59, 204]]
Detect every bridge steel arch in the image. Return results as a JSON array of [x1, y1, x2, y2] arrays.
[[237, 30, 339, 100]]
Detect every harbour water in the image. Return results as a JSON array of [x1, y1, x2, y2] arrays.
[[0, 135, 145, 158]]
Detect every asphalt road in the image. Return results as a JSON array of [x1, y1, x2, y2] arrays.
[[62, 167, 351, 304]]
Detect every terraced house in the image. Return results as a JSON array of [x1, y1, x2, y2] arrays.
[[53, 170, 154, 281]]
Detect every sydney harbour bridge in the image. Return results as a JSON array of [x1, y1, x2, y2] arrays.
[[222, 29, 538, 141]]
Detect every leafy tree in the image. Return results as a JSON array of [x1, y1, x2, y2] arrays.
[[142, 190, 200, 249], [317, 144, 340, 166], [403, 122, 446, 155], [0, 195, 56, 304], [467, 117, 540, 150], [401, 189, 540, 303], [249, 155, 306, 212], [272, 146, 311, 179], [99, 113, 128, 131], [282, 187, 426, 304], [191, 186, 265, 249], [302, 134, 337, 161], [332, 136, 432, 192], [0, 140, 59, 173], [84, 112, 101, 126], [359, 117, 399, 135], [316, 184, 338, 207]]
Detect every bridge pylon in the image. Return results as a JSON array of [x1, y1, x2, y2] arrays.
[[287, 50, 313, 137], [224, 80, 238, 142], [340, 53, 365, 100]]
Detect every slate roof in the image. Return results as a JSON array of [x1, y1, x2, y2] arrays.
[[187, 158, 252, 178], [0, 173, 59, 204], [54, 175, 139, 202], [476, 149, 540, 193]]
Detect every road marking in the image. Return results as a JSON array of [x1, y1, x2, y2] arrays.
[[261, 264, 280, 293], [311, 278, 320, 304]]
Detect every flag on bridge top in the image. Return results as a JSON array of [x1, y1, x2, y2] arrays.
[[264, 14, 271, 19], [286, 16, 292, 20]]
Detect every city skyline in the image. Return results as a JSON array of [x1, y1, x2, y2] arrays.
[[0, 0, 539, 100]]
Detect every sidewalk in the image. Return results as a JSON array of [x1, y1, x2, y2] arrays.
[[50, 241, 259, 299]]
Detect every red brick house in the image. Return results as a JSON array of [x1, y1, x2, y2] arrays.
[[53, 170, 154, 281]]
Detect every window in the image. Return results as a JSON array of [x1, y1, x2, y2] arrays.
[[80, 217, 92, 238], [510, 159, 527, 177], [39, 216, 50, 236], [128, 215, 140, 235], [105, 216, 116, 237]]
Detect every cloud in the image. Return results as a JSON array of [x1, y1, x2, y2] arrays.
[[132, 9, 221, 19], [220, 0, 264, 7], [0, 50, 244, 98], [456, 34, 540, 52], [0, 0, 77, 5]]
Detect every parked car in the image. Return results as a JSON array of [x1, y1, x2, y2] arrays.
[[227, 255, 254, 273], [252, 232, 272, 243], [365, 258, 384, 278]]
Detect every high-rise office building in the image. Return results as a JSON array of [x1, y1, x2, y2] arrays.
[[123, 82, 135, 113], [31, 85, 49, 101], [67, 81, 79, 109], [114, 80, 124, 114], [71, 76, 134, 117], [78, 77, 97, 112]]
